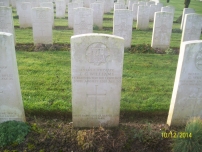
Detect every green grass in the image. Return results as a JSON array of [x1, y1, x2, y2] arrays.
[[16, 51, 178, 114], [12, 0, 202, 115]]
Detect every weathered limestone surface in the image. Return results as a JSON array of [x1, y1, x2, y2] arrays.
[[180, 8, 195, 30], [0, 32, 26, 124], [132, 3, 138, 21], [90, 3, 104, 29], [71, 33, 124, 127], [0, 0, 9, 7], [32, 7, 52, 45], [136, 5, 149, 30], [167, 40, 202, 126], [73, 7, 93, 35], [55, 0, 66, 18], [0, 7, 15, 42], [40, 2, 54, 27], [68, 2, 79, 28], [113, 9, 133, 48], [151, 12, 173, 50], [114, 3, 126, 10], [181, 13, 202, 42], [19, 2, 32, 28]]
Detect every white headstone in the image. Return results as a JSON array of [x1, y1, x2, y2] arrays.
[[19, 2, 32, 28], [0, 7, 15, 43], [149, 4, 156, 21], [32, 7, 52, 45], [181, 8, 195, 30], [167, 40, 202, 126], [117, 0, 125, 4], [132, 3, 138, 21], [113, 9, 133, 48], [146, 1, 155, 6], [0, 0, 9, 7], [72, 0, 83, 7], [30, 0, 39, 8], [151, 12, 173, 50], [10, 0, 16, 8], [136, 5, 150, 30], [55, 0, 66, 18], [155, 2, 163, 12], [114, 3, 126, 10], [128, 0, 138, 10], [161, 6, 175, 14], [104, 0, 111, 13], [65, 0, 70, 5], [181, 13, 202, 42], [138, 1, 146, 5], [68, 2, 79, 28], [0, 32, 26, 124], [40, 2, 54, 27], [83, 0, 90, 7], [73, 7, 93, 35], [90, 3, 104, 29], [71, 33, 124, 127]]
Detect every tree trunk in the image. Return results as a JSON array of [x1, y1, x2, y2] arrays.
[[184, 0, 191, 8]]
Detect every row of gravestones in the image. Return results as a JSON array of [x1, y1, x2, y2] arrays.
[[1, 31, 202, 127], [0, 4, 201, 49]]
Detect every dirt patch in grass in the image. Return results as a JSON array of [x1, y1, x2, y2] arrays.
[[0, 111, 182, 152]]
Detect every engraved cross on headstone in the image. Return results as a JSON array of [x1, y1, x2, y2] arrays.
[[86, 85, 106, 112]]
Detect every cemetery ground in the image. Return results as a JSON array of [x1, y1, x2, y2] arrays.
[[1, 0, 202, 151]]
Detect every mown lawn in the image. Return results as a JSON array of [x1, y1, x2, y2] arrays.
[[13, 0, 202, 115]]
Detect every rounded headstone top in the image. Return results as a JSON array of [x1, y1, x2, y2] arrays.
[[71, 33, 124, 41], [0, 32, 13, 36]]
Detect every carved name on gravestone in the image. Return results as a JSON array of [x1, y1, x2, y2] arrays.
[[113, 9, 133, 48], [73, 7, 93, 35], [0, 7, 15, 43], [32, 7, 52, 45], [90, 3, 104, 29], [136, 5, 149, 30], [180, 8, 195, 30], [167, 40, 202, 126], [19, 2, 32, 28], [71, 34, 124, 127], [68, 2, 79, 28], [0, 32, 26, 123], [181, 13, 202, 42], [56, 0, 66, 18], [151, 12, 173, 50]]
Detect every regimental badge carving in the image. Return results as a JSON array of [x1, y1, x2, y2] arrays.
[[86, 43, 110, 66], [195, 49, 202, 71]]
